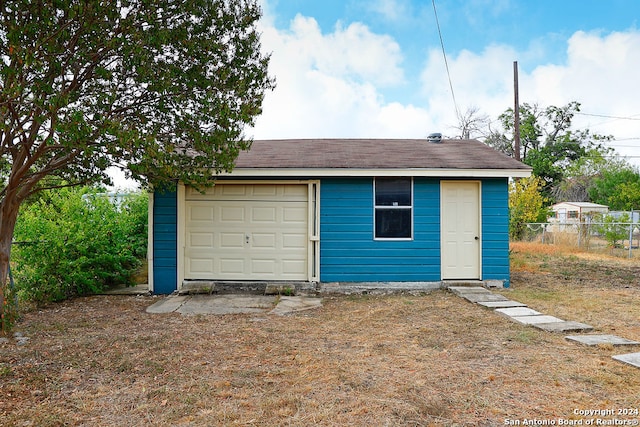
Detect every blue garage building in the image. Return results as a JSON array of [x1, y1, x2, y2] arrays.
[[148, 138, 531, 294]]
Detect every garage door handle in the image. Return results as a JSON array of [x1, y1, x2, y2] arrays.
[[246, 235, 250, 243], [475, 236, 479, 240]]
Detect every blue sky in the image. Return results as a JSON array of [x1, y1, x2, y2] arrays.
[[250, 0, 640, 165]]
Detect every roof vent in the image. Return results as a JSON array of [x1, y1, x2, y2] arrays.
[[427, 132, 442, 143]]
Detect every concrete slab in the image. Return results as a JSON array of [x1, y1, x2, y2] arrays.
[[448, 286, 492, 296], [495, 307, 541, 317], [146, 294, 323, 316], [612, 352, 640, 369], [509, 314, 565, 325], [534, 321, 593, 333], [566, 335, 640, 346], [477, 300, 528, 308], [176, 295, 275, 315], [102, 283, 149, 295], [270, 296, 323, 316], [462, 293, 509, 303], [320, 281, 442, 294], [146, 295, 190, 313]]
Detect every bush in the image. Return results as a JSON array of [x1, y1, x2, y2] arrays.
[[509, 176, 550, 240], [592, 212, 631, 249], [12, 187, 148, 303]]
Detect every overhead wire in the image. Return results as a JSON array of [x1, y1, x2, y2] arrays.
[[432, 0, 461, 122], [576, 112, 640, 121]]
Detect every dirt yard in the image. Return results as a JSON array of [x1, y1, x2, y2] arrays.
[[1, 242, 639, 426]]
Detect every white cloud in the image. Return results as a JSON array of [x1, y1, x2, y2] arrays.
[[525, 30, 640, 163], [417, 29, 640, 162], [368, 0, 411, 23], [419, 43, 518, 132], [252, 14, 434, 139], [252, 5, 640, 165]]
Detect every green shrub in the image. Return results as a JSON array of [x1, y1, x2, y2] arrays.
[[592, 213, 630, 249], [12, 187, 148, 303]]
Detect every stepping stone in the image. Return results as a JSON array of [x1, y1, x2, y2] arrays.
[[448, 286, 492, 296], [495, 307, 541, 317], [477, 300, 528, 308], [509, 314, 565, 325], [534, 321, 593, 333], [462, 293, 509, 303], [566, 335, 640, 346], [270, 296, 323, 316], [146, 295, 190, 313], [612, 352, 640, 369], [177, 295, 274, 315]]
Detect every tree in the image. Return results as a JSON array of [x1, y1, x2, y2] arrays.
[[551, 147, 615, 202], [486, 102, 613, 201], [589, 166, 640, 210], [452, 105, 490, 139], [0, 0, 274, 330], [592, 212, 631, 249], [508, 176, 550, 240]]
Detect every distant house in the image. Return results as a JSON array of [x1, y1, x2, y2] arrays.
[[550, 202, 609, 223], [148, 138, 531, 294]]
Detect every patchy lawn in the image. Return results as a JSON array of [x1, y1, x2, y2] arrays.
[[1, 242, 640, 426]]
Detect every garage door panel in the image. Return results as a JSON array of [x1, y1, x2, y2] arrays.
[[251, 206, 277, 222], [283, 233, 307, 249], [189, 233, 214, 248], [221, 206, 245, 222], [189, 206, 214, 221], [185, 184, 309, 280], [220, 233, 245, 248], [252, 233, 276, 248], [220, 258, 245, 274], [186, 184, 308, 201], [283, 185, 308, 198], [189, 258, 214, 274], [283, 206, 307, 223], [252, 186, 278, 197], [251, 259, 276, 274], [282, 259, 306, 275]]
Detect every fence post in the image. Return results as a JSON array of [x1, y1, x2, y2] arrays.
[[630, 209, 634, 259]]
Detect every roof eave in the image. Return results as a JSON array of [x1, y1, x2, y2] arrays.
[[221, 168, 532, 178]]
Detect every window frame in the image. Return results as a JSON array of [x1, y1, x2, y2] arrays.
[[373, 177, 414, 241]]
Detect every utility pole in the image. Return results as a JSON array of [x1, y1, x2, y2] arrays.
[[513, 61, 521, 161]]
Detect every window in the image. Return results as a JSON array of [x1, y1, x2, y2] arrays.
[[374, 177, 412, 239]]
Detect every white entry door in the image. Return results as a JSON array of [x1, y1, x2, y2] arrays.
[[184, 184, 309, 280], [441, 181, 481, 280]]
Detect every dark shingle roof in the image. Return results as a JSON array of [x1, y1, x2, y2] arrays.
[[233, 139, 530, 172]]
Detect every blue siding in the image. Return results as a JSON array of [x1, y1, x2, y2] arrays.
[[153, 187, 178, 294], [320, 178, 441, 282], [151, 177, 511, 289], [481, 178, 510, 287], [320, 177, 511, 285]]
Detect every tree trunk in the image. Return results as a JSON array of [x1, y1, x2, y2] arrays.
[[0, 196, 20, 333]]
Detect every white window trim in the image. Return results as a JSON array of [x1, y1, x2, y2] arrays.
[[373, 177, 414, 241]]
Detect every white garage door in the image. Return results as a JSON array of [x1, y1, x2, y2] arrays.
[[184, 184, 309, 280]]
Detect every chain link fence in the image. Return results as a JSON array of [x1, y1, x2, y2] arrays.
[[518, 221, 640, 258]]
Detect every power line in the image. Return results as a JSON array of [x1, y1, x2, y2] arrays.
[[576, 112, 640, 121], [431, 0, 460, 121]]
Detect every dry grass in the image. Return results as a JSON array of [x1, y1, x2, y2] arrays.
[[2, 243, 640, 426]]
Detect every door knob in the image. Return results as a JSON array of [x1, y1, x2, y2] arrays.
[[475, 236, 479, 240]]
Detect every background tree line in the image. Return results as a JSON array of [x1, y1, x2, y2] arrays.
[[456, 101, 640, 238]]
